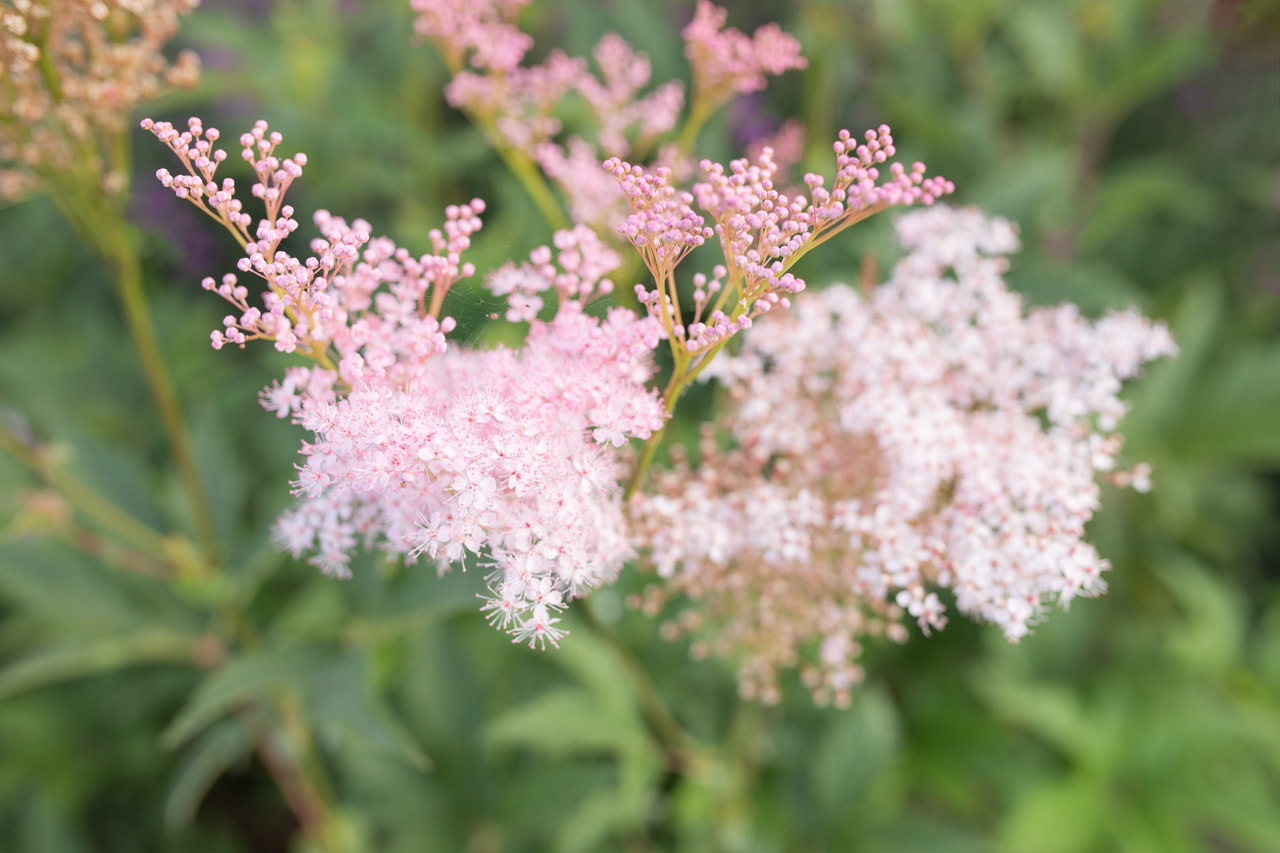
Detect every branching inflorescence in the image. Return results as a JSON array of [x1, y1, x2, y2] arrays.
[[138, 1, 1174, 700], [144, 115, 668, 649], [630, 207, 1176, 706], [1, 0, 200, 203]]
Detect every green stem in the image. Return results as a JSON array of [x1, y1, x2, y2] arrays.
[[623, 360, 687, 501], [677, 98, 713, 158], [495, 145, 570, 232], [106, 222, 222, 564], [624, 423, 667, 503]]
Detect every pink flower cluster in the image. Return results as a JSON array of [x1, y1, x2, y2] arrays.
[[682, 0, 808, 105], [408, 0, 533, 73], [630, 206, 1177, 706], [412, 0, 682, 158], [143, 118, 480, 360], [610, 125, 954, 359], [487, 224, 626, 322], [412, 1, 809, 235], [145, 116, 669, 648], [280, 293, 666, 649], [606, 158, 713, 281], [0, 0, 200, 201]]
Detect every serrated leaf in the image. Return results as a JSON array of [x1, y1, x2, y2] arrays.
[[552, 787, 634, 853], [548, 614, 641, 719], [971, 673, 1104, 768], [1122, 280, 1221, 435], [1174, 343, 1280, 463], [1154, 551, 1244, 674]]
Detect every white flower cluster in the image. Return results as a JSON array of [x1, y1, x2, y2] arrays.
[[631, 206, 1176, 706]]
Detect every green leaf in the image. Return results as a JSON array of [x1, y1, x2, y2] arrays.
[[0, 630, 202, 700], [484, 686, 642, 756], [998, 776, 1104, 853], [0, 542, 188, 636], [971, 671, 1105, 769], [1079, 161, 1219, 251], [1122, 280, 1222, 438], [1006, 2, 1083, 97], [552, 787, 636, 853], [1174, 342, 1280, 463], [162, 646, 325, 749], [811, 686, 901, 820], [1153, 551, 1245, 674], [1096, 31, 1209, 119], [356, 562, 483, 643], [270, 579, 350, 644], [301, 648, 430, 770], [164, 717, 251, 828]]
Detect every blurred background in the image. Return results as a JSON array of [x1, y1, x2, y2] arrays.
[[1, 0, 1277, 850]]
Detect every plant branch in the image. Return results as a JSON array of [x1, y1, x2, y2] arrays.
[[104, 219, 222, 564], [0, 418, 187, 569]]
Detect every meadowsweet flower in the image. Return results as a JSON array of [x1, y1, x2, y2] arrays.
[[630, 206, 1176, 707], [612, 125, 953, 362], [143, 118, 481, 361], [682, 0, 807, 115], [606, 156, 713, 282], [413, 0, 807, 249], [147, 117, 669, 647], [408, 0, 533, 72], [1, 0, 199, 202], [575, 33, 685, 159]]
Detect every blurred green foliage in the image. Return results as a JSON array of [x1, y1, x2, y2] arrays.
[[1, 0, 1278, 850]]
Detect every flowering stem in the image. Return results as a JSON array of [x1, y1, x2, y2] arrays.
[[623, 363, 685, 501], [782, 202, 889, 270], [624, 327, 735, 501], [625, 201, 896, 502]]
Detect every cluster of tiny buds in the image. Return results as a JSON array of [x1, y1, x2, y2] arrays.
[[427, 200, 485, 277], [685, 311, 751, 352], [808, 125, 955, 221], [605, 157, 713, 278], [143, 117, 308, 248], [614, 125, 949, 361]]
